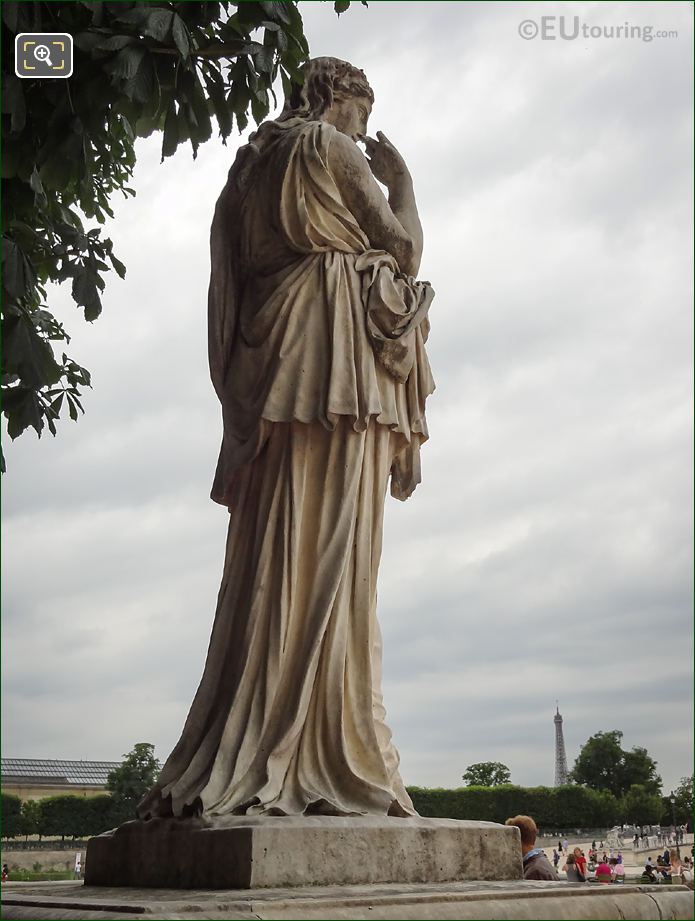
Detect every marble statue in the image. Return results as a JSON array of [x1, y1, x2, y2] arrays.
[[138, 57, 435, 821]]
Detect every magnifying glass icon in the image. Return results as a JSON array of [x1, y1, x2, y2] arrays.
[[34, 44, 53, 66]]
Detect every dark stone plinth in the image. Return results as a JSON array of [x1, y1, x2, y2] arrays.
[[84, 815, 521, 889]]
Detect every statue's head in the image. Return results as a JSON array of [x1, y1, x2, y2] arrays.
[[280, 56, 374, 141]]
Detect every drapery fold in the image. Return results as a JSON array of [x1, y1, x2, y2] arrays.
[[138, 117, 434, 820], [208, 119, 435, 508], [139, 421, 415, 819]]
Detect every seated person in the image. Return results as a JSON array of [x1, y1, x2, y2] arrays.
[[640, 865, 658, 884], [595, 857, 613, 883], [573, 847, 588, 879], [668, 848, 693, 888], [504, 815, 559, 881], [613, 859, 626, 882], [562, 853, 586, 883]]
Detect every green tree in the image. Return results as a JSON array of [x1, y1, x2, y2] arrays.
[[620, 784, 663, 825], [39, 795, 90, 841], [84, 794, 127, 836], [462, 762, 511, 786], [660, 775, 694, 829], [1, 0, 363, 469], [620, 746, 661, 795], [571, 730, 662, 799], [674, 774, 693, 823], [1, 793, 22, 838], [107, 742, 161, 816], [20, 799, 42, 841]]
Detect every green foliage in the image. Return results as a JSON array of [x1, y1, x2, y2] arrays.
[[673, 774, 693, 823], [106, 742, 161, 815], [20, 799, 41, 838], [8, 869, 73, 882], [407, 784, 620, 829], [660, 775, 694, 828], [39, 795, 90, 840], [620, 784, 663, 825], [35, 793, 128, 839], [1, 0, 364, 469], [620, 746, 661, 795], [570, 730, 662, 798], [462, 761, 511, 786], [82, 793, 131, 834], [1, 792, 23, 838], [4, 793, 133, 842]]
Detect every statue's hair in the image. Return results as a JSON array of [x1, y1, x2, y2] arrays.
[[279, 56, 374, 121]]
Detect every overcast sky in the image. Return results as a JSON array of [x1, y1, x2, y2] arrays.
[[3, 1, 693, 798]]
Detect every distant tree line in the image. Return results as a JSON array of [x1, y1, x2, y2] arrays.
[[1, 742, 160, 842], [1, 792, 131, 841], [440, 731, 693, 831], [407, 780, 692, 830]]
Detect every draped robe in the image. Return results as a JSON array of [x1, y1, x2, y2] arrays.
[[138, 117, 435, 820]]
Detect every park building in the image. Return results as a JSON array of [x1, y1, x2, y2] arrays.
[[1, 758, 120, 801]]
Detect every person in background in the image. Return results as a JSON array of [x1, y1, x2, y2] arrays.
[[558, 838, 563, 853], [552, 849, 560, 869], [592, 839, 597, 851], [1, 864, 8, 883], [595, 856, 613, 883], [562, 853, 587, 883], [505, 815, 560, 881], [656, 853, 671, 880], [573, 847, 588, 879], [562, 837, 569, 853], [640, 865, 658, 884], [669, 849, 693, 888], [616, 852, 623, 864]]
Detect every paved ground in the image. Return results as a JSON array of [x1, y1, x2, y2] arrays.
[[2, 878, 693, 920]]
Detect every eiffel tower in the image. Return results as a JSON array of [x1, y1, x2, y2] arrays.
[[554, 703, 569, 786]]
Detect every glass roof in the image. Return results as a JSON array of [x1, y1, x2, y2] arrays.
[[2, 758, 120, 786]]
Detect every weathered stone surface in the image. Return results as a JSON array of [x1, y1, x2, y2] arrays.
[[138, 58, 435, 826], [3, 879, 693, 920], [85, 816, 521, 889]]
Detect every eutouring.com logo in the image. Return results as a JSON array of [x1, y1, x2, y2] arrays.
[[518, 17, 678, 42]]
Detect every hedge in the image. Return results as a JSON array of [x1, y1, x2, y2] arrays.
[[1, 793, 23, 838], [406, 784, 620, 828], [1, 793, 133, 840]]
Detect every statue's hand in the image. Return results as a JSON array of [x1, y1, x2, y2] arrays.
[[362, 131, 410, 190]]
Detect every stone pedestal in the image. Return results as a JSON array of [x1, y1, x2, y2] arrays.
[[84, 815, 521, 889]]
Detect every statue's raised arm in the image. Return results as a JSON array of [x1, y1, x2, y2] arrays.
[[326, 128, 422, 276]]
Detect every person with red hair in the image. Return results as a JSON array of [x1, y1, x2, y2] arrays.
[[505, 815, 559, 880]]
